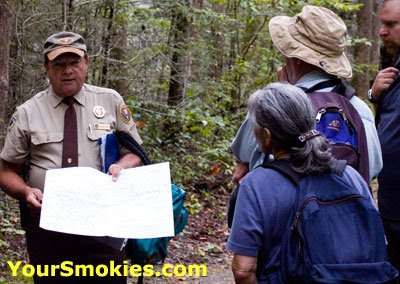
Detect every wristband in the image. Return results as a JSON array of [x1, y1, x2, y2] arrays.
[[367, 89, 378, 103]]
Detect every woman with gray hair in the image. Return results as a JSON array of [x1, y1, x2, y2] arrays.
[[227, 83, 379, 283], [248, 83, 333, 174]]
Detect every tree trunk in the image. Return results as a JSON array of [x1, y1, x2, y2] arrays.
[[0, 0, 13, 145], [228, 0, 242, 107], [167, 1, 191, 107], [108, 19, 129, 96], [210, 2, 225, 81], [370, 0, 381, 85], [353, 0, 372, 99], [62, 0, 75, 31], [101, 0, 115, 87]]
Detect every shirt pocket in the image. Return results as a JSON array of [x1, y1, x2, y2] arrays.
[[31, 132, 63, 145], [86, 124, 116, 170], [87, 117, 116, 139], [86, 123, 115, 142], [30, 132, 63, 168], [86, 130, 104, 166]]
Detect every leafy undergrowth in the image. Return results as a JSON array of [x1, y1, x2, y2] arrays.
[[0, 193, 32, 284]]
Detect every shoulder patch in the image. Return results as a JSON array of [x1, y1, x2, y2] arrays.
[[7, 113, 18, 131], [119, 104, 133, 125]]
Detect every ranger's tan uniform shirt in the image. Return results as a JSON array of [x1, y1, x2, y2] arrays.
[[0, 83, 142, 191]]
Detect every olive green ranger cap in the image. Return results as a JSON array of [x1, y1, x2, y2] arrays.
[[43, 31, 87, 61]]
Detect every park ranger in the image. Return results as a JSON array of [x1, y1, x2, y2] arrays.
[[0, 31, 142, 284]]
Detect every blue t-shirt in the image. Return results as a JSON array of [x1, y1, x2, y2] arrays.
[[227, 165, 374, 282], [378, 79, 400, 220]]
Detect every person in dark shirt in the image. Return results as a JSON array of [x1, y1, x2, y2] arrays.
[[369, 0, 400, 273]]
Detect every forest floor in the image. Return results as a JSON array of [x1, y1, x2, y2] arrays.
[[0, 184, 235, 284]]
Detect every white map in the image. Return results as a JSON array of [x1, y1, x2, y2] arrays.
[[40, 162, 174, 239]]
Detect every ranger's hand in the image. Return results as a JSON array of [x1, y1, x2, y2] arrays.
[[371, 67, 399, 101], [25, 187, 42, 209], [108, 164, 124, 182]]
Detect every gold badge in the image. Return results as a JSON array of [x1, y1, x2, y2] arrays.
[[93, 106, 105, 118], [119, 104, 132, 124]]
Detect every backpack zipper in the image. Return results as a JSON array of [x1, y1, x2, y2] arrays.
[[315, 109, 327, 122], [290, 194, 366, 278], [315, 107, 355, 133], [291, 194, 364, 231], [291, 238, 303, 279]]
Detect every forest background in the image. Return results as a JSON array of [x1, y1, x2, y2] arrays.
[[0, 0, 389, 283]]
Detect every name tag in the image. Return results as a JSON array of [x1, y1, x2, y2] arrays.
[[95, 123, 111, 131]]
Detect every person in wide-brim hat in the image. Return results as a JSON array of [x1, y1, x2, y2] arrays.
[[269, 5, 352, 79], [230, 4, 383, 217]]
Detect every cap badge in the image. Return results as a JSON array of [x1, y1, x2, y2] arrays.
[[93, 106, 105, 118], [59, 37, 74, 45]]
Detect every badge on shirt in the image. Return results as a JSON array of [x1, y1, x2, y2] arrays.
[[119, 104, 132, 124], [7, 113, 17, 131], [93, 106, 106, 118], [95, 123, 111, 131]]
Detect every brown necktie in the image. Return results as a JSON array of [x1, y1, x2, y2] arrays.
[[62, 96, 78, 167]]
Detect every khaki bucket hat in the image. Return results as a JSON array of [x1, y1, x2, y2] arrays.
[[269, 5, 352, 78]]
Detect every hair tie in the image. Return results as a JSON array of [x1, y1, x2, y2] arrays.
[[298, 129, 320, 143]]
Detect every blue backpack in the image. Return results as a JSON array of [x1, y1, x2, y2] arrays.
[[262, 159, 398, 283], [113, 131, 189, 265]]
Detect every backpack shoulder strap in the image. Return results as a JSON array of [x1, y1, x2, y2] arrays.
[[331, 81, 356, 100], [302, 79, 356, 101], [116, 131, 152, 166], [261, 159, 304, 186], [261, 159, 346, 185], [330, 159, 347, 176], [303, 79, 342, 94]]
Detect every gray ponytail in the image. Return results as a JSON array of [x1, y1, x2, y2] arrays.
[[248, 82, 333, 173]]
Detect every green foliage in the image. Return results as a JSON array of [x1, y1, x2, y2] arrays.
[[353, 63, 379, 77], [308, 0, 362, 12], [6, 0, 365, 199], [132, 90, 239, 187], [123, 0, 362, 194], [0, 219, 24, 236], [185, 193, 204, 215]]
